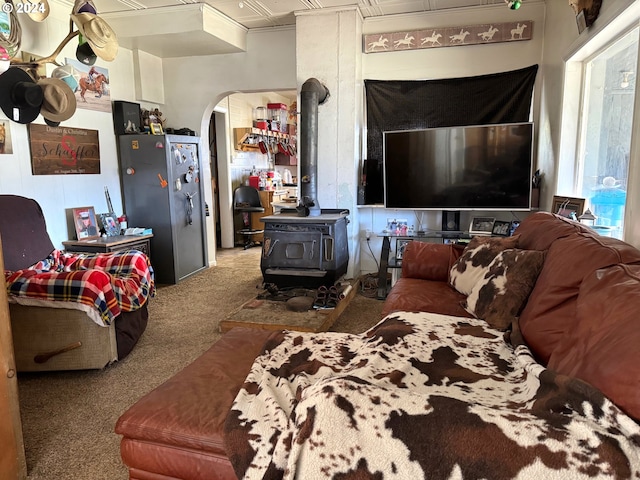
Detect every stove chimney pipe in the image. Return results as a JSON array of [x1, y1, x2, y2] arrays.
[[297, 78, 330, 217]]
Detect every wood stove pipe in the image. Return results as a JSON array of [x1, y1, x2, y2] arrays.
[[297, 78, 330, 217]]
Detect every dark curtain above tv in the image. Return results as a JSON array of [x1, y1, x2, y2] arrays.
[[363, 64, 539, 205]]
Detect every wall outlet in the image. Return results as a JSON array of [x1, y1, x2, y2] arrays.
[[365, 229, 372, 239]]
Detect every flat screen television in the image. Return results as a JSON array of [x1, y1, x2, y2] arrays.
[[383, 122, 533, 210]]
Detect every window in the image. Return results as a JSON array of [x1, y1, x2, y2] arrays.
[[576, 27, 638, 239]]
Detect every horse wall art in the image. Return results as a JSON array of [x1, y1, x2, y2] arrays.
[[79, 73, 109, 102]]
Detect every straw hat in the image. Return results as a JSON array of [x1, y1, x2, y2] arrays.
[[71, 13, 118, 62], [24, 0, 50, 22], [38, 77, 76, 123], [0, 67, 43, 124]]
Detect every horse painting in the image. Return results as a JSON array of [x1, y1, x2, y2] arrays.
[[79, 73, 109, 102]]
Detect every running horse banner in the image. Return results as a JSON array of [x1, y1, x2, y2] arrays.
[[28, 124, 100, 175]]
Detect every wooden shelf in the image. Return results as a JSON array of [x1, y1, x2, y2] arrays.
[[233, 127, 291, 151]]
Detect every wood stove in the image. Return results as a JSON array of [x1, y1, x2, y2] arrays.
[[260, 78, 349, 288], [260, 209, 349, 288]]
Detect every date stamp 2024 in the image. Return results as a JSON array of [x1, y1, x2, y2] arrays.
[[1, 1, 47, 15]]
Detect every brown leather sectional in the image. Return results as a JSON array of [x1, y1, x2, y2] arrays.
[[115, 211, 640, 479]]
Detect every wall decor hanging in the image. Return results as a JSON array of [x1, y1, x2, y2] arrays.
[[361, 65, 539, 204], [0, 119, 13, 154], [28, 123, 100, 175], [64, 58, 111, 113], [364, 20, 533, 54]]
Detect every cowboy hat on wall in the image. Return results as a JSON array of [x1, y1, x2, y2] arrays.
[[0, 67, 44, 124], [37, 77, 77, 126]]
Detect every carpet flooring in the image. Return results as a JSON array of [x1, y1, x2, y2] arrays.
[[17, 247, 384, 479]]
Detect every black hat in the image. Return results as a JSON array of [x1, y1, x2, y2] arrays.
[[0, 68, 44, 124], [76, 39, 97, 66]]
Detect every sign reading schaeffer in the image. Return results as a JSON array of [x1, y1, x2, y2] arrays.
[[28, 124, 100, 175]]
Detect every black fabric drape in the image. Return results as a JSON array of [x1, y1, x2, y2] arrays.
[[363, 65, 539, 204]]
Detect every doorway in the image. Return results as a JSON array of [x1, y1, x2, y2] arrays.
[[210, 91, 296, 251]]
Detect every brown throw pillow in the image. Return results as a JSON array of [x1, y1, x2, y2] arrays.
[[449, 235, 520, 296], [464, 248, 546, 330]]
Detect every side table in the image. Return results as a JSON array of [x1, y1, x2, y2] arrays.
[[376, 231, 472, 299], [63, 234, 153, 259]]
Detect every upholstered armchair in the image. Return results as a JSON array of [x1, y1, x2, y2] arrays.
[[0, 195, 154, 371]]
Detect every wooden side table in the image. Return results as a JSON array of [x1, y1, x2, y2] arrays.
[[63, 234, 153, 259]]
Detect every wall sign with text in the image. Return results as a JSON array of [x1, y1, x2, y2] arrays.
[[28, 124, 100, 175], [364, 21, 533, 54]]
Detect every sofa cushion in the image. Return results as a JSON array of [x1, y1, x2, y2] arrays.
[[401, 241, 465, 281], [464, 249, 545, 330], [548, 264, 640, 422], [115, 327, 273, 456], [381, 277, 472, 319], [514, 211, 592, 251], [519, 232, 640, 365], [449, 235, 520, 296]]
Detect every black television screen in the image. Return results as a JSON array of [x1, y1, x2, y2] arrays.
[[383, 122, 533, 210]]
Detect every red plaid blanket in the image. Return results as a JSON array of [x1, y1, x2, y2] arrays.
[[4, 249, 155, 327]]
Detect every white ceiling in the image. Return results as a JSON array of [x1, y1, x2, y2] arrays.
[[93, 0, 509, 30], [91, 0, 518, 57]]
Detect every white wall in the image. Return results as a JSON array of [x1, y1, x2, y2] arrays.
[[296, 7, 363, 280], [0, 2, 138, 249]]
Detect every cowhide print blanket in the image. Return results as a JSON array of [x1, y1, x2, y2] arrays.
[[224, 312, 640, 479]]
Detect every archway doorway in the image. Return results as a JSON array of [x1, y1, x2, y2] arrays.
[[210, 91, 296, 251]]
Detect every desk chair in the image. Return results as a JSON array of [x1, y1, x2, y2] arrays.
[[234, 186, 265, 249]]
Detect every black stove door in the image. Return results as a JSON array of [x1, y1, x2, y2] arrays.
[[262, 231, 323, 270]]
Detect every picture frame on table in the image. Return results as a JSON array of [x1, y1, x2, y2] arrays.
[[72, 206, 100, 241], [552, 196, 585, 220], [99, 213, 121, 237], [469, 217, 495, 236], [395, 239, 412, 260], [492, 220, 512, 236], [150, 122, 163, 135], [385, 218, 409, 234]]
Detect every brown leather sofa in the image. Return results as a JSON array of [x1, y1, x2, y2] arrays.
[[115, 211, 640, 479]]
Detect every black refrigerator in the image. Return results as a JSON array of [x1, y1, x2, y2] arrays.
[[118, 134, 208, 284]]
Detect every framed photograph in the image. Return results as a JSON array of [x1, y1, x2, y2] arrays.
[[552, 195, 585, 220], [384, 218, 408, 234], [99, 213, 120, 237], [492, 220, 512, 236], [395, 239, 412, 260], [469, 216, 495, 235], [72, 206, 100, 240], [150, 122, 163, 135]]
